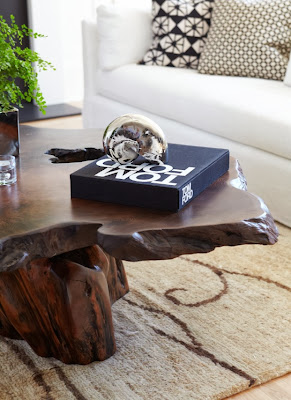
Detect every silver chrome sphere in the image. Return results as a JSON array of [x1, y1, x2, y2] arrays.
[[103, 114, 168, 165]]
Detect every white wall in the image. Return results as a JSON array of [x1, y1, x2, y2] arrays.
[[27, 0, 150, 105], [27, 0, 100, 105]]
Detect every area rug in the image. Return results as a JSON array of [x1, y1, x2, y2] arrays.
[[0, 223, 290, 400]]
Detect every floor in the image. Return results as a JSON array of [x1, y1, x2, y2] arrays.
[[21, 108, 291, 400]]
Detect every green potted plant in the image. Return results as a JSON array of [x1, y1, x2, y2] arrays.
[[0, 15, 55, 156]]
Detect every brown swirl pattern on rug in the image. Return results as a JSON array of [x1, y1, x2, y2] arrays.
[[165, 261, 228, 307], [166, 257, 291, 307], [2, 337, 87, 400], [2, 338, 54, 399], [124, 293, 256, 386], [121, 239, 291, 397]]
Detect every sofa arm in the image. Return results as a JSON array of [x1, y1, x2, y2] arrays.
[[82, 20, 100, 97], [96, 4, 152, 71]]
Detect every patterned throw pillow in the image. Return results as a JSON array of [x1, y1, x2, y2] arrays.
[[198, 0, 291, 81], [140, 0, 214, 69]]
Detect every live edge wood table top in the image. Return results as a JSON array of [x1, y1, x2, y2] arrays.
[[0, 126, 278, 365]]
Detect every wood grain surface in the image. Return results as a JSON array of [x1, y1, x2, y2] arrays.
[[0, 244, 129, 364], [0, 126, 278, 272]]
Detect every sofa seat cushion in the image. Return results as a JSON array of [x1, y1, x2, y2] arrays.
[[98, 65, 291, 160]]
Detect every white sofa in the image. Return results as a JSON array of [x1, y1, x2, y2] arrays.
[[82, 5, 291, 227]]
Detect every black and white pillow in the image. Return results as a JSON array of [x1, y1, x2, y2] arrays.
[[140, 0, 214, 69], [198, 0, 291, 81]]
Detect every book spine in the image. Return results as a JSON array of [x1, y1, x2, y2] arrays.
[[178, 151, 229, 210], [71, 174, 179, 211]]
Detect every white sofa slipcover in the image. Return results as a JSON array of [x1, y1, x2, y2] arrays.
[[82, 15, 291, 227]]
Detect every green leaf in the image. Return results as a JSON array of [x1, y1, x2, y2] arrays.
[[0, 14, 55, 112]]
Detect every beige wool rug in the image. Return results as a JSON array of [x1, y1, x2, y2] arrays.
[[0, 223, 290, 400]]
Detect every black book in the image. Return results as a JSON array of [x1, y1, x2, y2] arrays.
[[70, 143, 229, 212]]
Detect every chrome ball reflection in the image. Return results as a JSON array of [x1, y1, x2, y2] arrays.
[[103, 114, 168, 165]]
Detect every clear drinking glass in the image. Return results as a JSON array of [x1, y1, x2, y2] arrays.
[[0, 155, 17, 186]]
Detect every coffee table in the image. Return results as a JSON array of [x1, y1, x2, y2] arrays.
[[0, 126, 278, 365]]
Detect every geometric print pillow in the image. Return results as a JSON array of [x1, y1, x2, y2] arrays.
[[139, 0, 214, 69], [198, 0, 291, 81]]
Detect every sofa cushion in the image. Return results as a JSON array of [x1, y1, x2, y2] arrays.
[[96, 5, 152, 70], [140, 0, 214, 69], [98, 64, 291, 160], [198, 0, 291, 81]]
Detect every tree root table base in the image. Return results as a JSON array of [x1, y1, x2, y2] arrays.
[[0, 245, 129, 365]]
